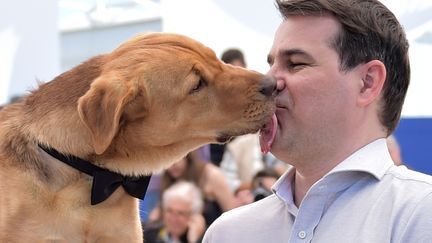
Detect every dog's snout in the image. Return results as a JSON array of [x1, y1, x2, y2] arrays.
[[259, 76, 277, 97]]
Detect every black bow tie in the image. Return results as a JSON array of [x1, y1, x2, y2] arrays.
[[39, 144, 151, 205]]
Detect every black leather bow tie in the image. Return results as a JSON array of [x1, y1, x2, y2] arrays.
[[39, 144, 151, 205]]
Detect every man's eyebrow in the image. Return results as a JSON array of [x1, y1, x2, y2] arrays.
[[281, 48, 314, 60], [267, 48, 314, 64]]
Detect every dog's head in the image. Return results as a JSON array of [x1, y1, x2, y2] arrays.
[[77, 33, 275, 173]]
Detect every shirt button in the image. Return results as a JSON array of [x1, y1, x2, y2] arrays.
[[298, 230, 307, 239]]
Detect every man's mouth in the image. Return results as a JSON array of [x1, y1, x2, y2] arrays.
[[259, 114, 277, 154]]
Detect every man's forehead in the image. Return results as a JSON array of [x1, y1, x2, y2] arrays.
[[269, 16, 340, 57]]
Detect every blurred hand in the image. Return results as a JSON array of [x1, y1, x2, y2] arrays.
[[235, 189, 254, 206], [187, 213, 206, 243]]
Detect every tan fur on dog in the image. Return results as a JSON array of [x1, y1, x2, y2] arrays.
[[0, 33, 275, 242]]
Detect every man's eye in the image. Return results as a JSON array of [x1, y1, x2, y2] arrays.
[[288, 63, 307, 69], [288, 62, 306, 67]]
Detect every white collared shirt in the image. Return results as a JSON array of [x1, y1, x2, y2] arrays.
[[203, 139, 432, 243]]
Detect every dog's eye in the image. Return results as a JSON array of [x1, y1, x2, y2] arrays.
[[190, 78, 206, 94]]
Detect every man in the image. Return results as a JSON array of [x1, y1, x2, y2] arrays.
[[144, 181, 206, 243], [220, 48, 247, 68], [203, 0, 432, 242]]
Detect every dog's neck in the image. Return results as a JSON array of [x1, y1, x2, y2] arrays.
[[38, 144, 151, 205]]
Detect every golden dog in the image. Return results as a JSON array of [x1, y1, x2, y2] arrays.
[[0, 32, 276, 242]]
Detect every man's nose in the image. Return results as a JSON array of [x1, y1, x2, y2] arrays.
[[276, 79, 286, 93], [267, 66, 286, 94]]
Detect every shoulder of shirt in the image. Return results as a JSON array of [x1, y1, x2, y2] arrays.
[[382, 165, 432, 201], [386, 165, 432, 186]]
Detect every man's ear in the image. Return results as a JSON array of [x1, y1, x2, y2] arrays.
[[78, 74, 136, 154], [357, 60, 387, 107]]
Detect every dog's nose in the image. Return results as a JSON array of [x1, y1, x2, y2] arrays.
[[259, 76, 277, 97]]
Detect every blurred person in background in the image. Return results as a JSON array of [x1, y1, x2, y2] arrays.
[[220, 48, 247, 68], [234, 168, 280, 206], [387, 134, 403, 166], [143, 181, 206, 243], [251, 168, 280, 202], [148, 152, 236, 227]]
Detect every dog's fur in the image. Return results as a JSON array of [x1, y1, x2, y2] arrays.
[[0, 33, 275, 242]]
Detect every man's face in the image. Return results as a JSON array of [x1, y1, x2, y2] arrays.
[[163, 198, 192, 237], [267, 15, 362, 165]]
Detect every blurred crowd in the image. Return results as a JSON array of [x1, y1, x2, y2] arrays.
[[141, 144, 288, 243]]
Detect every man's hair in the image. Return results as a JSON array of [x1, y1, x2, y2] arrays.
[[162, 181, 203, 214], [276, 0, 410, 135], [221, 48, 246, 66]]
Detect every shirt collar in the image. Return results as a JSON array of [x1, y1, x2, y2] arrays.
[[272, 138, 394, 203], [326, 138, 394, 180], [272, 167, 297, 213]]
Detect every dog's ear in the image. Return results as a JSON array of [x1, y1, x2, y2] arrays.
[[78, 74, 136, 154]]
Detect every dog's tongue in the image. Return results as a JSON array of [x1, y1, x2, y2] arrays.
[[259, 114, 277, 154]]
